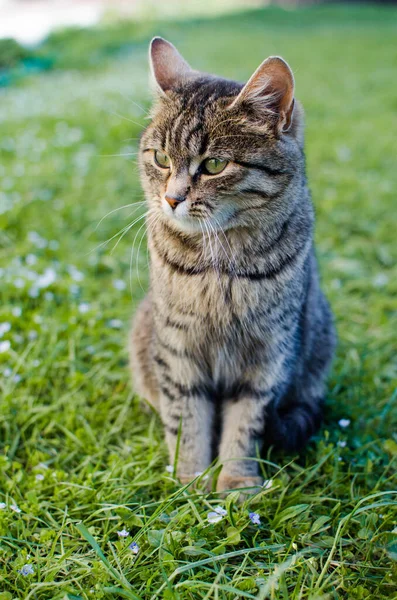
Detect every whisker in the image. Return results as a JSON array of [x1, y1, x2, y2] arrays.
[[88, 211, 147, 255], [95, 201, 146, 231], [212, 216, 237, 277], [134, 218, 151, 292], [129, 211, 158, 295], [98, 153, 140, 158], [110, 212, 148, 255], [107, 110, 145, 129], [116, 91, 150, 117]]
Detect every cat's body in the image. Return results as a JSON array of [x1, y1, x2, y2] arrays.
[[130, 38, 336, 492]]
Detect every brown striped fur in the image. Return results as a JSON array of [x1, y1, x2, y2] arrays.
[[129, 38, 336, 493]]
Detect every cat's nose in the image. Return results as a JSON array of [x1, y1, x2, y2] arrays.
[[165, 194, 185, 210]]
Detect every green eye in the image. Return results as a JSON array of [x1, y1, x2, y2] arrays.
[[203, 157, 228, 175], [154, 150, 171, 169]]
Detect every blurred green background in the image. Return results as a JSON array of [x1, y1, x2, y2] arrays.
[[0, 2, 397, 598]]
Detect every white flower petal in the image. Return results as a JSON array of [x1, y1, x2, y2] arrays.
[[207, 512, 223, 524], [214, 506, 227, 516], [0, 340, 11, 353]]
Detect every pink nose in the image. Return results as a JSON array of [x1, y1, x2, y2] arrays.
[[165, 195, 185, 210]]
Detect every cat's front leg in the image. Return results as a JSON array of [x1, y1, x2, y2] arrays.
[[217, 390, 273, 493], [157, 372, 214, 482]]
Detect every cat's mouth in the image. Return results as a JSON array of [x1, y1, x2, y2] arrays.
[[160, 197, 234, 233]]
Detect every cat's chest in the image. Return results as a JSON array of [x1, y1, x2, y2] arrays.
[[156, 268, 267, 322]]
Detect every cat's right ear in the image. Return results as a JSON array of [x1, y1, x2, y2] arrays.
[[149, 37, 193, 94]]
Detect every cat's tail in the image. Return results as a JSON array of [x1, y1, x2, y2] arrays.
[[263, 397, 324, 452]]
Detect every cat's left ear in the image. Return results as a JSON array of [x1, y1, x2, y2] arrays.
[[230, 56, 295, 133], [149, 37, 194, 93]]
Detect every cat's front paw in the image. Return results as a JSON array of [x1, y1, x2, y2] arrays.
[[216, 474, 263, 496]]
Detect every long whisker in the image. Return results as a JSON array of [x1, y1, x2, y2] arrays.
[[136, 212, 161, 292], [212, 216, 237, 277], [110, 212, 148, 255], [207, 219, 226, 293], [129, 211, 158, 295], [134, 218, 151, 292], [203, 219, 222, 289], [107, 110, 145, 128], [98, 152, 140, 158], [95, 201, 146, 231], [89, 210, 147, 255], [198, 219, 207, 266], [116, 91, 150, 117]]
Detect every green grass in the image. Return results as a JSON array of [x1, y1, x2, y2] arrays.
[[1, 5, 397, 598]]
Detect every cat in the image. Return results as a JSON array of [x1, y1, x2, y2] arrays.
[[129, 37, 336, 493]]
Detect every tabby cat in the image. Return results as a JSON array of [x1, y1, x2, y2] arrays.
[[130, 37, 336, 493]]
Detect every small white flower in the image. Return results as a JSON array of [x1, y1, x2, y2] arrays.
[[249, 512, 261, 525], [44, 291, 54, 301], [338, 419, 351, 428], [214, 506, 227, 516], [129, 541, 139, 554], [117, 528, 129, 538], [0, 322, 11, 337], [28, 331, 38, 341], [36, 268, 57, 289], [28, 231, 47, 248], [0, 340, 11, 353], [13, 374, 21, 383], [69, 284, 80, 295], [18, 563, 34, 576], [68, 265, 84, 281], [263, 479, 273, 490], [372, 273, 389, 288], [0, 502, 6, 509], [3, 367, 12, 377], [35, 474, 45, 481], [338, 441, 347, 448], [108, 319, 123, 329], [29, 287, 39, 298], [207, 506, 227, 524], [113, 279, 126, 291], [207, 511, 224, 524], [32, 359, 40, 367], [10, 504, 21, 513], [165, 465, 174, 474], [12, 307, 22, 317], [35, 462, 49, 470], [26, 254, 37, 266], [78, 303, 91, 314], [13, 278, 25, 289]]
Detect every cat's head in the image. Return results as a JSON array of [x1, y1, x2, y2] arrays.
[[140, 37, 304, 234]]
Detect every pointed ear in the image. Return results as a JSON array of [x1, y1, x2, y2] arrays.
[[149, 37, 193, 93], [230, 56, 295, 133]]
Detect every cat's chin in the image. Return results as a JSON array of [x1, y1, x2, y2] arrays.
[[165, 215, 206, 234]]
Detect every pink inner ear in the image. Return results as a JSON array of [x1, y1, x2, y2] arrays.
[[150, 37, 193, 93], [231, 56, 295, 131]]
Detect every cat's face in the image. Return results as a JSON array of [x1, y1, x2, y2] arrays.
[[140, 38, 303, 234]]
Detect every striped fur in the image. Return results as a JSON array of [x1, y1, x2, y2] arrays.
[[129, 38, 336, 492]]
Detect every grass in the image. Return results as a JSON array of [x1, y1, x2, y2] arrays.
[[0, 4, 397, 598]]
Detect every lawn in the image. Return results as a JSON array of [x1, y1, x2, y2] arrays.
[[0, 5, 397, 598]]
